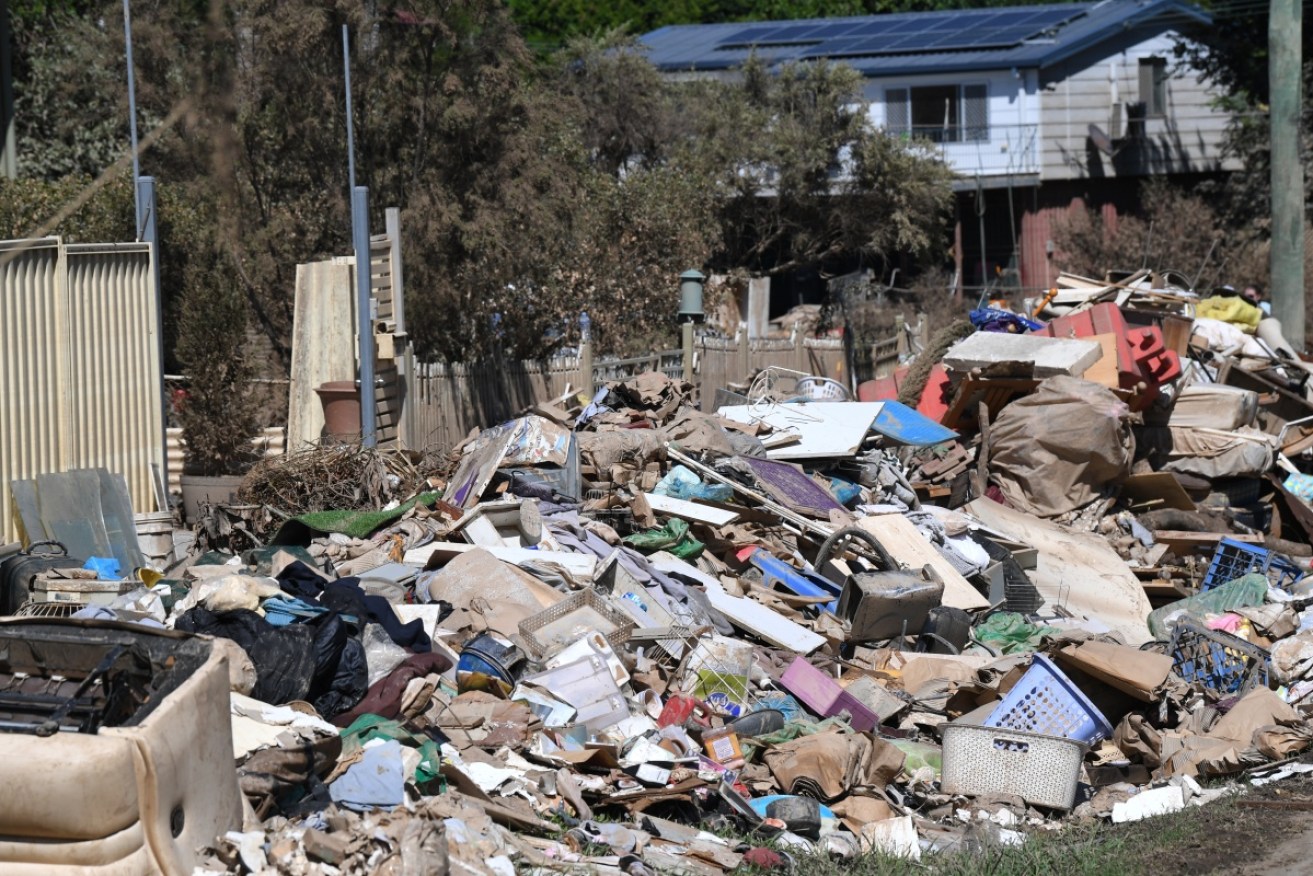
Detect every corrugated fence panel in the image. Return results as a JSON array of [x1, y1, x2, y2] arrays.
[[0, 239, 64, 542], [63, 243, 164, 520], [1, 238, 166, 542]]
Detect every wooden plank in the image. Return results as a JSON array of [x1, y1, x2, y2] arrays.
[[855, 514, 989, 610], [1120, 472, 1196, 512], [1082, 333, 1121, 388], [1151, 530, 1263, 555], [642, 492, 741, 527]]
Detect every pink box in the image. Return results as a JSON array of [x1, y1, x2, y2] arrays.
[[779, 656, 880, 732]]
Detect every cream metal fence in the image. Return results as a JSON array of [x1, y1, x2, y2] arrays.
[[1, 237, 164, 542]]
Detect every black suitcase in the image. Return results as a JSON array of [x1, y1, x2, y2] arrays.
[[0, 541, 85, 615]]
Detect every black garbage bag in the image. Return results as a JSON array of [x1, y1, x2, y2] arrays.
[[176, 606, 316, 704]]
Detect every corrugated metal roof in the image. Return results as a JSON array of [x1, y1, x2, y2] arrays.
[[639, 0, 1210, 77]]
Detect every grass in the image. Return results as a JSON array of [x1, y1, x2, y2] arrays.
[[784, 800, 1230, 876]]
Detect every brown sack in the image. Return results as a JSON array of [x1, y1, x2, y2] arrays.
[[988, 376, 1134, 518]]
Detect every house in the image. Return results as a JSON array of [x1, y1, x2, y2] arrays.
[[640, 0, 1235, 296]]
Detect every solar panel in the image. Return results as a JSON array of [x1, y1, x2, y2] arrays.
[[883, 18, 927, 35], [718, 5, 1089, 57]]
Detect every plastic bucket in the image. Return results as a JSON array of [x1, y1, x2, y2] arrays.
[[134, 512, 174, 568]]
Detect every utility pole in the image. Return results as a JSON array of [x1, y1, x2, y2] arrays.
[[1269, 0, 1304, 350]]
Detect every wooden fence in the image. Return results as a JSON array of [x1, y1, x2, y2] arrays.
[[403, 331, 857, 449]]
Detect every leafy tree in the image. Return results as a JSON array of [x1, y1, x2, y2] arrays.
[[677, 57, 955, 278]]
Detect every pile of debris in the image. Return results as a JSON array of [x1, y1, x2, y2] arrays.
[[11, 276, 1313, 873]]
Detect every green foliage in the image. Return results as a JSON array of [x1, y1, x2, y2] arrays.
[[0, 174, 134, 241], [673, 56, 955, 277], [173, 257, 261, 476], [9, 8, 126, 180], [9, 0, 956, 370]]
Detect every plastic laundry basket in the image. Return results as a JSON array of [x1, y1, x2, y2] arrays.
[[941, 723, 1087, 811], [983, 654, 1113, 744]]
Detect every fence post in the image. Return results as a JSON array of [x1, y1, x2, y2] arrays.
[[736, 326, 750, 385], [579, 311, 593, 399], [792, 325, 806, 374]]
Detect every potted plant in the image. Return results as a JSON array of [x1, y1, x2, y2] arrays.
[[174, 270, 261, 523]]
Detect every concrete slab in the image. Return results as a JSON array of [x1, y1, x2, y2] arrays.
[[944, 332, 1102, 378]]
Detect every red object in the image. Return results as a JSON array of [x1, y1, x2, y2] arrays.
[[742, 848, 786, 869], [657, 694, 711, 728], [1030, 302, 1181, 410], [856, 364, 951, 423]]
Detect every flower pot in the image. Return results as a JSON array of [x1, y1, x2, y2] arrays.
[[179, 474, 244, 525], [315, 380, 361, 441]]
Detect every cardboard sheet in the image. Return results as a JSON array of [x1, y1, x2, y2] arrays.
[[964, 499, 1153, 645]]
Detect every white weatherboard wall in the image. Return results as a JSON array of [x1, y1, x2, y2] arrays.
[[1039, 32, 1239, 180], [865, 69, 1040, 179], [0, 237, 165, 542]]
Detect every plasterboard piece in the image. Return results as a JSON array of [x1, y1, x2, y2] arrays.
[[643, 493, 741, 527]]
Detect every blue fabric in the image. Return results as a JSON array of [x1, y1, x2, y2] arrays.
[[263, 596, 329, 626], [969, 307, 1043, 333], [328, 740, 406, 812]]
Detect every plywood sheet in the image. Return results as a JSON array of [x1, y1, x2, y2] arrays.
[[855, 514, 989, 610]]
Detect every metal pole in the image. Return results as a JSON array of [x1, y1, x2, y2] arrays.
[[342, 25, 357, 192], [123, 0, 142, 236], [1269, 0, 1304, 351], [352, 186, 376, 446], [0, 3, 16, 178], [137, 175, 168, 492], [682, 321, 695, 383]]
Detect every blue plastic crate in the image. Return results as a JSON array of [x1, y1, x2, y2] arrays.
[[983, 654, 1113, 745], [1201, 538, 1303, 592], [1170, 617, 1269, 697]]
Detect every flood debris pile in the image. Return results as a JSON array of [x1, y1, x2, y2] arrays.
[[13, 277, 1313, 873]]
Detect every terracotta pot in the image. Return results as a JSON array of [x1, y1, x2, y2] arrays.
[[315, 380, 361, 440]]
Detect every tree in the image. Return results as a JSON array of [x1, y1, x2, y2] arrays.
[[676, 57, 955, 279]]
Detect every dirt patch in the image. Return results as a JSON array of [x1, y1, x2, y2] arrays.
[[1130, 772, 1313, 876]]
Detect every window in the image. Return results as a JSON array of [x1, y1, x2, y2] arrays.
[[885, 84, 988, 143], [1139, 57, 1168, 117]]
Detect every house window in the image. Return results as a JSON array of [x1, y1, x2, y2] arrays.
[[1139, 57, 1168, 116], [885, 84, 988, 143]]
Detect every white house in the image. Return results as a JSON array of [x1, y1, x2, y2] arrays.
[[641, 0, 1236, 293]]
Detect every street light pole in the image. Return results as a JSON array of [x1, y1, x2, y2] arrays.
[[123, 0, 143, 237]]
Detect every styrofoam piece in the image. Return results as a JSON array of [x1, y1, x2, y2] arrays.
[[547, 631, 630, 687], [859, 815, 921, 861], [1110, 786, 1186, 823], [517, 654, 629, 735]]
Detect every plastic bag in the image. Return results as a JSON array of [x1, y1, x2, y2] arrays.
[[653, 464, 733, 502], [975, 612, 1058, 654], [622, 517, 704, 560], [1148, 573, 1268, 639]]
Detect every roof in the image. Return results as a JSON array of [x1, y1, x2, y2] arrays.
[[638, 0, 1210, 78]]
